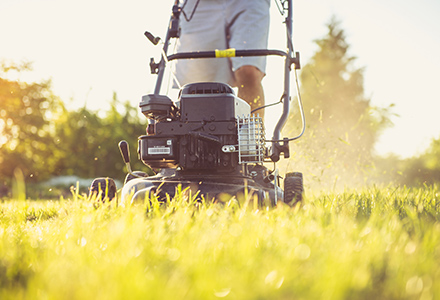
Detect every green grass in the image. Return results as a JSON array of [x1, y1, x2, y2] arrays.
[[1, 186, 440, 299]]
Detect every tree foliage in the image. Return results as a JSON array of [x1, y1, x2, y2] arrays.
[[52, 93, 149, 182], [0, 62, 61, 182], [376, 137, 440, 186], [0, 63, 149, 195], [283, 18, 392, 188]]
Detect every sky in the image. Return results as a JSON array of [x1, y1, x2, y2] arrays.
[[1, 0, 439, 158]]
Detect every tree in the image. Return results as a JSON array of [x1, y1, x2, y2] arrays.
[[52, 93, 150, 183], [391, 137, 440, 186], [0, 61, 150, 196], [283, 18, 392, 188], [0, 62, 61, 183]]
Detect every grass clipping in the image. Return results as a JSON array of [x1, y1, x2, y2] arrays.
[[1, 185, 440, 299]]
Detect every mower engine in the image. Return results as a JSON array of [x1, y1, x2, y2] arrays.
[[138, 82, 266, 172]]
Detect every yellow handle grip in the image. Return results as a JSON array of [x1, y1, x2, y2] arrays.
[[215, 48, 236, 58]]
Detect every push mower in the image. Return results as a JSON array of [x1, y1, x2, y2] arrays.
[[89, 0, 305, 206]]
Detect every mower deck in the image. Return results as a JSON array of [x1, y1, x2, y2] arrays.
[[120, 166, 282, 205]]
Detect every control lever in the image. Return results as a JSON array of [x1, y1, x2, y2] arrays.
[[144, 31, 160, 45], [118, 140, 142, 178]]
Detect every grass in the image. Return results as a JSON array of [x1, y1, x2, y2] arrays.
[[1, 185, 440, 299]]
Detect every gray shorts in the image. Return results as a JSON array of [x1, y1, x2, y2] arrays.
[[175, 0, 271, 87]]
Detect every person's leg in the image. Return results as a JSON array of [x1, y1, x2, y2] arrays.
[[176, 0, 235, 87], [234, 65, 265, 119], [227, 0, 270, 118]]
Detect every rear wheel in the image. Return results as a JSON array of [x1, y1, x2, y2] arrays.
[[284, 172, 303, 206], [89, 177, 117, 202]]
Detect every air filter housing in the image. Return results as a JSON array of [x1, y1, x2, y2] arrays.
[[139, 94, 176, 120]]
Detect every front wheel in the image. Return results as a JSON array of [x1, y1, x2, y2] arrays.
[[283, 172, 303, 206], [89, 177, 117, 202]]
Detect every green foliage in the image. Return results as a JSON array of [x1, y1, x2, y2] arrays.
[[52, 93, 150, 183], [1, 186, 440, 299], [406, 137, 440, 185], [0, 63, 150, 196], [376, 137, 440, 186], [0, 63, 61, 182], [283, 18, 393, 188]]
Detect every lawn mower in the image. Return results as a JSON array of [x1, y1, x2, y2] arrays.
[[89, 0, 305, 206]]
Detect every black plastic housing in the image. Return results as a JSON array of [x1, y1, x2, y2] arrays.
[[180, 82, 243, 122], [139, 136, 178, 168], [140, 94, 175, 120], [138, 82, 247, 171]]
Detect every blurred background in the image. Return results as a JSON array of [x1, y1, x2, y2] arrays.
[[1, 0, 439, 197]]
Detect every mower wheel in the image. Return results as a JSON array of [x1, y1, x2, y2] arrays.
[[89, 177, 117, 202], [124, 171, 149, 184], [284, 172, 303, 205]]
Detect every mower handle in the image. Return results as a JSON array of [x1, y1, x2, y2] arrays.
[[151, 0, 299, 162], [167, 49, 300, 68]]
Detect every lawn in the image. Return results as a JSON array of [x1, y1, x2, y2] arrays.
[[1, 186, 439, 299]]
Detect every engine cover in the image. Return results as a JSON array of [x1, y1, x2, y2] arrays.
[[180, 82, 250, 121], [139, 82, 251, 171]]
